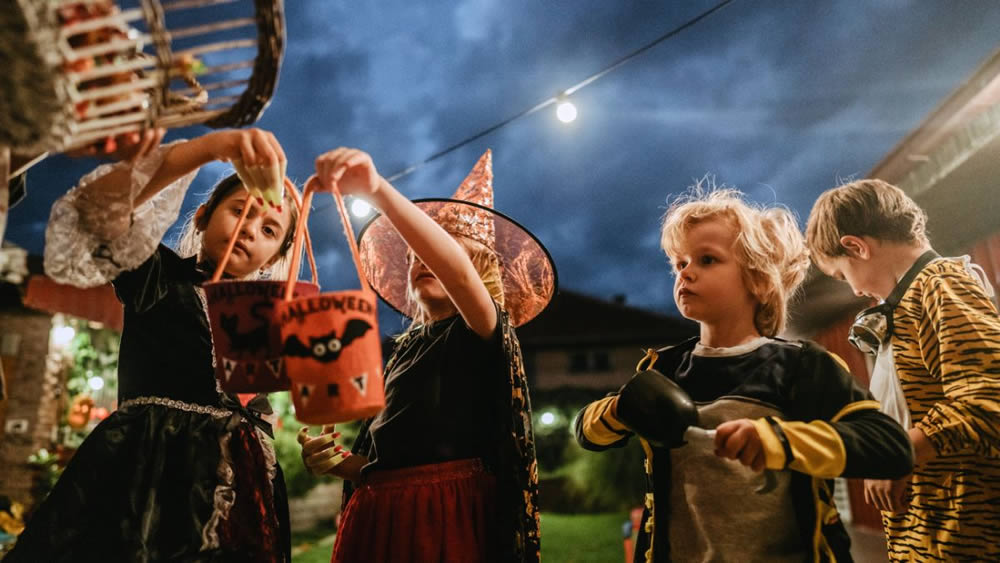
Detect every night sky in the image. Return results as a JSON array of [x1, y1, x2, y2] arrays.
[[7, 1, 1000, 331]]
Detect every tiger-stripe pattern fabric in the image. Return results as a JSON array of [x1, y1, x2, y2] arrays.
[[887, 257, 1000, 561]]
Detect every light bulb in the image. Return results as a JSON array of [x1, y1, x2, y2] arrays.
[[350, 198, 373, 218], [556, 100, 577, 123], [51, 325, 75, 348]]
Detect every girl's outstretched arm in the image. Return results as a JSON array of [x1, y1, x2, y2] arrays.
[[76, 128, 285, 241], [313, 147, 497, 339]]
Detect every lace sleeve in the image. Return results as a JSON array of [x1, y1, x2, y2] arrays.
[[43, 141, 198, 288]]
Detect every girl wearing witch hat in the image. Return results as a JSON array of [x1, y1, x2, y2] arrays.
[[297, 147, 555, 562]]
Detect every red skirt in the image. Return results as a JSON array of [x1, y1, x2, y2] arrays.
[[332, 458, 497, 563]]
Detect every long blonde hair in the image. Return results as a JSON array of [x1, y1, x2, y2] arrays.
[[661, 185, 809, 337], [174, 173, 302, 280], [402, 235, 505, 331]]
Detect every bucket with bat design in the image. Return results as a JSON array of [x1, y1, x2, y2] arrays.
[[276, 178, 384, 424], [205, 178, 319, 393]]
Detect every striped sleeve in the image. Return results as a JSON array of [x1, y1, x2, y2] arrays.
[[916, 270, 1000, 459], [574, 395, 633, 451], [752, 345, 913, 479]]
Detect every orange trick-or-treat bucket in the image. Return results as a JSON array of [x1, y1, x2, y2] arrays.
[[205, 178, 320, 393], [276, 178, 384, 424]]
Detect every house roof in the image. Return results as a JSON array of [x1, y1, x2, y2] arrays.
[[515, 289, 697, 348]]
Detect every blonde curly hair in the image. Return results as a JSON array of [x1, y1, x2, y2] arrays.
[[661, 185, 810, 337]]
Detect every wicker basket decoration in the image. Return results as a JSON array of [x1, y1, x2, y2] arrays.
[[0, 0, 285, 154]]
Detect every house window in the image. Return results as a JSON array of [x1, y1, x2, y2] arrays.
[[592, 351, 611, 372], [568, 350, 613, 373], [569, 352, 589, 373]]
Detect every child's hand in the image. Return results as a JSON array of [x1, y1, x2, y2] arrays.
[[206, 128, 286, 168], [297, 424, 350, 475], [864, 476, 911, 513], [313, 147, 381, 197], [206, 128, 286, 207], [714, 419, 766, 472], [64, 128, 166, 162]]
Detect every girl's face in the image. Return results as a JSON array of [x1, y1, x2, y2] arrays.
[[406, 250, 456, 317], [669, 218, 757, 328], [198, 188, 292, 277]]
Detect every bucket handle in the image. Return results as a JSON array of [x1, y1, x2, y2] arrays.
[[282, 176, 371, 301], [211, 177, 318, 284]]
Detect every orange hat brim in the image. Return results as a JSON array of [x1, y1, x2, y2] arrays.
[[357, 198, 557, 327]]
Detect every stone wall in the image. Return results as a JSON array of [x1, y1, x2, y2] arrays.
[[0, 310, 62, 508], [288, 481, 342, 533]]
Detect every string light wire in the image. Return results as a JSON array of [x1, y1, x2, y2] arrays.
[[317, 0, 735, 215], [383, 0, 734, 183]]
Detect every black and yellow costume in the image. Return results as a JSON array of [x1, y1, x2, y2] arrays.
[[884, 257, 1000, 561], [576, 337, 912, 563]]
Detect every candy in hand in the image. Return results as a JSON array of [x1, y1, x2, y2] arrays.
[[232, 158, 285, 210]]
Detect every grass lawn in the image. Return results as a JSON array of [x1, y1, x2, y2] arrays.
[[291, 512, 628, 562], [290, 526, 336, 563], [541, 512, 628, 562]]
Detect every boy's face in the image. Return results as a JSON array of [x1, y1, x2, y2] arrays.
[[669, 218, 757, 328], [813, 251, 887, 301]]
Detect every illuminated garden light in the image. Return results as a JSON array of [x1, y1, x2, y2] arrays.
[[540, 411, 556, 425], [51, 325, 75, 348]]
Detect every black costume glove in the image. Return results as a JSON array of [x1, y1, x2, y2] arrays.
[[615, 369, 699, 448]]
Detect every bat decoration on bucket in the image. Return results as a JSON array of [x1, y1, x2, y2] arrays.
[[282, 319, 373, 363], [219, 303, 271, 352]]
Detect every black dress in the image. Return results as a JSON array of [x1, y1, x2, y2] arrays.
[[5, 245, 291, 563], [346, 305, 541, 562]]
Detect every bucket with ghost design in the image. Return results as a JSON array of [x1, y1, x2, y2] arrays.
[[204, 178, 320, 393], [276, 179, 384, 424]]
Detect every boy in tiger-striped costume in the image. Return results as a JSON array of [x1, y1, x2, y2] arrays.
[[807, 178, 1000, 561]]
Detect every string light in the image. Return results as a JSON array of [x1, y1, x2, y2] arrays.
[[350, 197, 373, 218], [382, 0, 734, 183], [308, 0, 735, 221], [556, 97, 577, 123]]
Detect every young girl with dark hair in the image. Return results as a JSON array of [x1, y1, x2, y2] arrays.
[[8, 128, 298, 562]]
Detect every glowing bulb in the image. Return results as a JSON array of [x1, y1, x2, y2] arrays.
[[350, 198, 373, 218], [556, 100, 577, 123], [51, 325, 75, 348], [88, 376, 105, 391], [540, 412, 555, 425]]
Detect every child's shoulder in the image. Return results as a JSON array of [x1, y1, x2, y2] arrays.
[[769, 337, 853, 375], [907, 256, 996, 306], [917, 256, 984, 286]]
